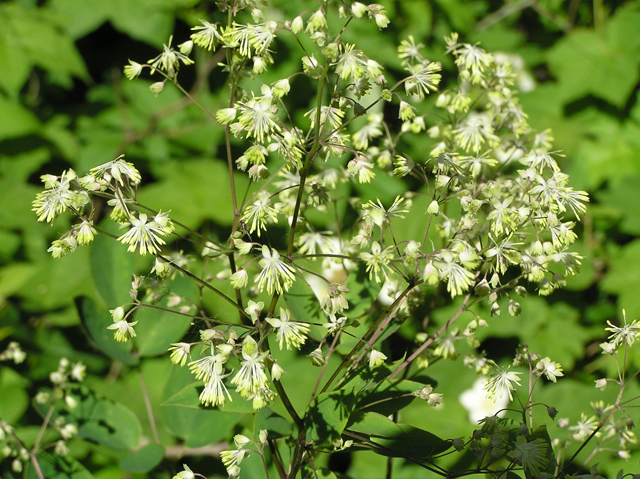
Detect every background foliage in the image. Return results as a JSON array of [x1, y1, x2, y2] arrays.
[[1, 0, 640, 477]]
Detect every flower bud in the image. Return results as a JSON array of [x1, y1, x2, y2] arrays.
[[149, 82, 164, 96], [291, 16, 304, 34], [508, 299, 521, 317], [308, 348, 325, 367], [427, 199, 440, 216], [368, 349, 387, 368]]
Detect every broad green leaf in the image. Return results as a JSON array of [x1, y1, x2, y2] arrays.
[[0, 96, 40, 140], [75, 296, 139, 366], [138, 159, 248, 227], [254, 407, 293, 439], [134, 306, 192, 357], [0, 228, 20, 262], [597, 176, 640, 235], [90, 220, 134, 309], [67, 386, 142, 450], [284, 276, 323, 324], [0, 263, 36, 309], [344, 263, 382, 319], [305, 390, 355, 446], [20, 250, 94, 311], [162, 378, 254, 413], [0, 26, 31, 97], [161, 405, 241, 448], [476, 297, 593, 370], [162, 363, 242, 447], [353, 378, 425, 417], [161, 381, 201, 408], [119, 443, 164, 473], [27, 452, 94, 479], [0, 148, 50, 182], [0, 4, 89, 82], [347, 411, 449, 460], [601, 240, 640, 319], [547, 4, 640, 108], [0, 367, 30, 423]]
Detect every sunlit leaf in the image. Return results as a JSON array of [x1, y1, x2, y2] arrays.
[[119, 443, 165, 473]]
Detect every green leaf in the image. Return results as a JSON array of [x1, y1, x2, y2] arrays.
[[134, 306, 192, 357], [0, 4, 89, 83], [67, 386, 142, 450], [138, 159, 248, 227], [90, 220, 134, 309], [597, 176, 640, 235], [0, 263, 36, 309], [476, 297, 593, 370], [27, 452, 94, 479], [353, 378, 424, 417], [347, 411, 449, 460], [254, 407, 293, 439], [303, 468, 337, 479], [527, 425, 557, 479], [161, 405, 241, 448], [546, 4, 640, 107], [284, 276, 323, 324], [119, 443, 164, 473], [601, 240, 640, 319], [161, 381, 201, 408], [0, 367, 30, 423], [305, 390, 355, 446], [0, 96, 40, 140], [75, 296, 139, 366], [161, 364, 241, 447]]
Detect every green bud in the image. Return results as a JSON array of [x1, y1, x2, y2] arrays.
[[508, 299, 521, 317], [308, 348, 325, 367], [291, 16, 304, 34], [149, 81, 164, 96]]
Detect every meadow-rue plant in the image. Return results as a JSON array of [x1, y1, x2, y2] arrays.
[[23, 1, 640, 478]]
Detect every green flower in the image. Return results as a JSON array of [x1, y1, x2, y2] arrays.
[[191, 20, 221, 51], [267, 308, 310, 350], [117, 212, 168, 255], [255, 245, 295, 295], [483, 363, 521, 401], [123, 60, 143, 79], [360, 241, 394, 283]]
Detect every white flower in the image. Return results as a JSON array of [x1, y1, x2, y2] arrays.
[[536, 357, 563, 382], [124, 60, 143, 79], [117, 213, 168, 255], [90, 155, 141, 186], [173, 464, 195, 479], [255, 246, 295, 295], [199, 361, 232, 407], [460, 377, 508, 423], [267, 308, 310, 350], [245, 300, 264, 324], [594, 378, 607, 391], [369, 349, 387, 368], [168, 343, 191, 366], [231, 336, 272, 401], [483, 363, 521, 401]]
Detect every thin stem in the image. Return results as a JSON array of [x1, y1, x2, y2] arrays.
[[156, 253, 250, 319], [138, 370, 160, 443], [388, 293, 470, 381], [321, 284, 414, 393], [33, 404, 56, 452]]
